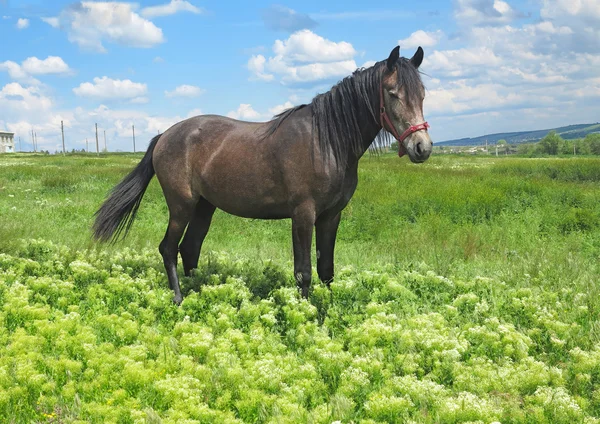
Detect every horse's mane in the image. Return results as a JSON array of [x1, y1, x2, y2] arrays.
[[263, 57, 424, 168]]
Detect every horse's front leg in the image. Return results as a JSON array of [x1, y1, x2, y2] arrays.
[[315, 211, 341, 287], [291, 203, 316, 298]]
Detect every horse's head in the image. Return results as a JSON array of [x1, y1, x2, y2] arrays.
[[381, 46, 432, 163]]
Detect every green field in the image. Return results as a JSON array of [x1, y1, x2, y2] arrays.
[[0, 153, 599, 423]]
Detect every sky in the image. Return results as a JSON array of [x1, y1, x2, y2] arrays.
[[0, 0, 599, 152]]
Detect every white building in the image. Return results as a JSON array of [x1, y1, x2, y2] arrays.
[[0, 132, 15, 153]]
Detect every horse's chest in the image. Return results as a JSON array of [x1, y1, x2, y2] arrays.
[[320, 171, 358, 213]]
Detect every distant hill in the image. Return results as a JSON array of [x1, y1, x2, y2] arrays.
[[438, 123, 600, 146]]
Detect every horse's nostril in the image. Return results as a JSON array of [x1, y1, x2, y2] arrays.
[[416, 142, 423, 155]]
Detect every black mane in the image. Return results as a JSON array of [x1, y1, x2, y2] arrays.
[[263, 57, 424, 168]]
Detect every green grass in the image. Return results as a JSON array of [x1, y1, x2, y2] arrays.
[[0, 152, 599, 422], [1, 154, 599, 273]]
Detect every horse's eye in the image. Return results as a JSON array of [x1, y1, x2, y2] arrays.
[[389, 91, 399, 99]]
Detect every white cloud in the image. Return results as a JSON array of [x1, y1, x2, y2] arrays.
[[0, 83, 53, 115], [454, 0, 520, 26], [16, 18, 29, 29], [21, 56, 71, 75], [43, 2, 164, 52], [144, 109, 198, 135], [73, 77, 148, 100], [41, 17, 59, 28], [0, 61, 33, 82], [489, 65, 569, 85], [145, 114, 182, 134], [165, 84, 204, 98], [272, 29, 356, 63], [536, 0, 600, 54], [141, 0, 202, 18], [541, 0, 600, 21], [0, 56, 71, 84], [424, 47, 502, 77], [227, 99, 301, 121], [247, 55, 274, 81], [247, 30, 360, 84], [425, 80, 528, 117], [268, 101, 294, 116], [399, 30, 443, 49], [227, 104, 262, 120], [276, 59, 358, 83], [153, 56, 165, 63], [0, 82, 70, 151], [532, 21, 573, 35]]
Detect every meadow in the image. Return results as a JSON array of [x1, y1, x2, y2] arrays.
[[0, 152, 599, 423]]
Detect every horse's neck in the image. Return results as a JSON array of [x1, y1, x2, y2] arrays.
[[347, 109, 382, 165]]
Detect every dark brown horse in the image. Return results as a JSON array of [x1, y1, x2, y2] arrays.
[[93, 46, 433, 304]]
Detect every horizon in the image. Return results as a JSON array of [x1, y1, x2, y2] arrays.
[[1, 0, 600, 152], [4, 120, 599, 153], [438, 121, 600, 144]]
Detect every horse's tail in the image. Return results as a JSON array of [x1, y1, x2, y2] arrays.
[[92, 134, 161, 242]]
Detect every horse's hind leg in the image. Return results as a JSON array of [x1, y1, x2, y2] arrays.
[[180, 197, 216, 276], [159, 200, 194, 305]]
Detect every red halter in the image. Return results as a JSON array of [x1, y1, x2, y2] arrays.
[[379, 82, 430, 157]]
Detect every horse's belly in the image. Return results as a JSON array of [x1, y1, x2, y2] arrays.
[[196, 172, 292, 219], [210, 196, 290, 220]]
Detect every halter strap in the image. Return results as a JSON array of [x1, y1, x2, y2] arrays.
[[379, 82, 429, 157]]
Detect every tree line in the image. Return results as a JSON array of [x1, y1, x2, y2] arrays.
[[517, 131, 600, 156], [394, 131, 600, 156]]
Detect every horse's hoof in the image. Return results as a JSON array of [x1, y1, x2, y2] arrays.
[[173, 295, 183, 305]]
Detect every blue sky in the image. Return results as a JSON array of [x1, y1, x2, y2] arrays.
[[1, 0, 599, 152]]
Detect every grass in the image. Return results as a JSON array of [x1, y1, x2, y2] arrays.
[[0, 152, 599, 422], [1, 154, 599, 265]]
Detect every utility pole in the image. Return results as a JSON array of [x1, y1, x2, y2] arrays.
[[574, 142, 576, 156], [61, 120, 65, 156], [86, 138, 89, 153], [34, 132, 37, 153], [495, 145, 498, 157], [18, 136, 21, 152], [104, 130, 107, 152], [95, 123, 99, 156], [31, 128, 35, 152], [132, 124, 136, 153]]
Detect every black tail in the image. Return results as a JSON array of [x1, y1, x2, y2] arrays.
[[92, 134, 161, 242]]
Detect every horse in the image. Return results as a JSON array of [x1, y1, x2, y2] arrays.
[[93, 45, 433, 304]]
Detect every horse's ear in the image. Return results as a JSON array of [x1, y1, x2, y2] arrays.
[[386, 46, 400, 72], [410, 46, 424, 69]]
